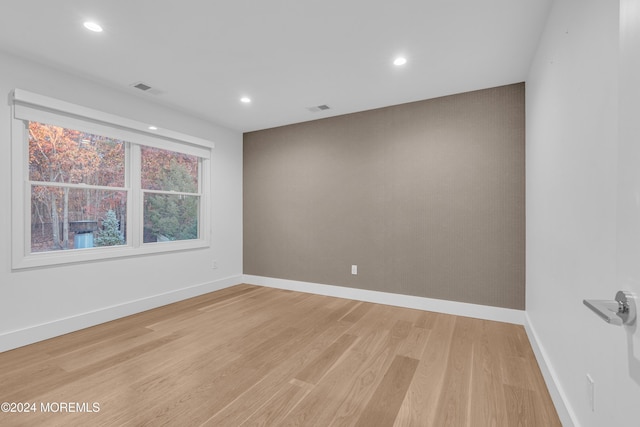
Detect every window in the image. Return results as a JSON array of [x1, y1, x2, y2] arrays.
[[11, 89, 212, 269], [29, 122, 127, 252], [141, 146, 200, 243]]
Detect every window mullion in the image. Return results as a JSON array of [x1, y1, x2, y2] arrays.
[[130, 144, 142, 248], [200, 158, 210, 241], [27, 181, 128, 192], [142, 189, 200, 197]]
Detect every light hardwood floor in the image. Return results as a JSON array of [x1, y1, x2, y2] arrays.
[[0, 285, 561, 426]]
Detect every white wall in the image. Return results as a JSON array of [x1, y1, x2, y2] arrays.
[[527, 0, 640, 426], [0, 51, 243, 352]]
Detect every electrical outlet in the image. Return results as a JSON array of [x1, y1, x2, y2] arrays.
[[351, 265, 358, 275], [586, 374, 595, 411], [212, 260, 218, 269]]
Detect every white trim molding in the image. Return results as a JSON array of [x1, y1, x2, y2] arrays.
[[0, 275, 242, 353], [524, 314, 578, 427], [243, 275, 525, 325], [12, 88, 214, 154]]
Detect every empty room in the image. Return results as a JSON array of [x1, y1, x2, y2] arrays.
[[1, 1, 639, 426]]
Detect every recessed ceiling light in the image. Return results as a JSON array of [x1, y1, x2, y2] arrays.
[[148, 126, 158, 130], [393, 57, 407, 66], [240, 97, 251, 104], [83, 21, 103, 32]]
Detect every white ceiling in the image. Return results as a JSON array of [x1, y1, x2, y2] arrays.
[[0, 0, 552, 133]]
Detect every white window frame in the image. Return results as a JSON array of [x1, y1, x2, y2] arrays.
[[11, 89, 213, 270]]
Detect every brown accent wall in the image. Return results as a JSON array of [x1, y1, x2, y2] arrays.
[[243, 83, 525, 309]]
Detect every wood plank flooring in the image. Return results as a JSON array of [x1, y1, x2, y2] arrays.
[[0, 285, 561, 426]]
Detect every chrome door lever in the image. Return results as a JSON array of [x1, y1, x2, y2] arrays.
[[583, 291, 636, 326]]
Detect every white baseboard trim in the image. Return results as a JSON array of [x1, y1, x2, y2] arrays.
[[524, 313, 578, 427], [0, 274, 243, 353], [243, 275, 525, 325]]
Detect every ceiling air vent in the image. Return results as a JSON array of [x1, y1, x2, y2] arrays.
[[133, 82, 152, 91], [307, 104, 330, 113], [130, 81, 164, 95]]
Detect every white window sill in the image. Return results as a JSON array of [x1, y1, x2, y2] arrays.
[[13, 239, 210, 270]]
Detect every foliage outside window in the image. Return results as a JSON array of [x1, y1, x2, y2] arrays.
[[11, 89, 212, 269], [29, 122, 127, 252], [95, 210, 126, 247], [141, 147, 200, 243]]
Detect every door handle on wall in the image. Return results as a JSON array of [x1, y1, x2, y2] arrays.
[[584, 291, 637, 326]]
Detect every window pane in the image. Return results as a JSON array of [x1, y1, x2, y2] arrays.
[[28, 121, 126, 187], [141, 146, 198, 192], [143, 193, 199, 243], [31, 186, 127, 252]]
